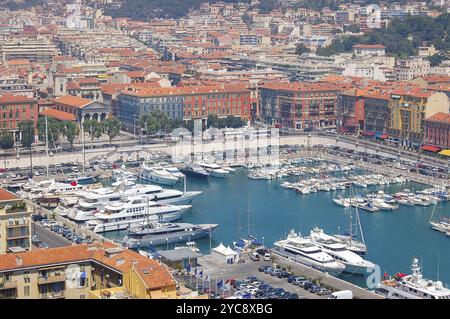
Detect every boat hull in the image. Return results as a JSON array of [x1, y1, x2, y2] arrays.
[[123, 227, 215, 248]]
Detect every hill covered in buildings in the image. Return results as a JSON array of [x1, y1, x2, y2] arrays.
[[317, 13, 450, 58], [104, 0, 251, 20], [0, 0, 45, 10]]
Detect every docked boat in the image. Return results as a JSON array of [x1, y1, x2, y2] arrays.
[[375, 258, 450, 299], [67, 188, 122, 222], [139, 164, 180, 186], [179, 163, 210, 178], [123, 184, 202, 205], [353, 202, 379, 212], [333, 196, 350, 208], [272, 230, 345, 276], [66, 175, 97, 185], [333, 235, 367, 256], [198, 162, 229, 178], [122, 222, 218, 248], [308, 228, 374, 275], [370, 198, 398, 211], [85, 197, 192, 233], [163, 166, 185, 179]]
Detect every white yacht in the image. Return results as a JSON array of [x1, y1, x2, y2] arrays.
[[122, 184, 201, 205], [272, 230, 345, 276], [197, 162, 229, 178], [375, 258, 450, 299], [67, 188, 122, 222], [370, 198, 397, 211], [308, 228, 375, 275], [164, 167, 185, 179], [139, 164, 179, 186], [333, 196, 350, 208], [85, 197, 192, 233]]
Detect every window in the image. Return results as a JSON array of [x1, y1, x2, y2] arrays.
[[23, 272, 30, 283], [24, 286, 30, 296]]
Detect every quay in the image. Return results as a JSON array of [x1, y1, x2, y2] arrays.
[[269, 250, 383, 299]]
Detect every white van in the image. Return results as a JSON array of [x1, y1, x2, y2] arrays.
[[263, 253, 271, 261], [328, 290, 353, 299]]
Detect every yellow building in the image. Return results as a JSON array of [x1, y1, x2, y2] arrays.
[[389, 88, 449, 147], [0, 188, 32, 254], [0, 242, 176, 299]]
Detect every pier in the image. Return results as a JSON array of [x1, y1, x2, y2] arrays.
[[269, 250, 383, 299]]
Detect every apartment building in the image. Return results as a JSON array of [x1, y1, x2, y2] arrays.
[[0, 189, 32, 255], [423, 112, 450, 149], [389, 88, 449, 147], [352, 44, 386, 57], [0, 242, 176, 299], [259, 82, 340, 130], [117, 85, 252, 132], [0, 37, 58, 63], [395, 57, 431, 82], [337, 89, 367, 134], [363, 92, 392, 137], [0, 93, 38, 143]]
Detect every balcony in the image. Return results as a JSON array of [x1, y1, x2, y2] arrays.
[[0, 280, 17, 290], [37, 274, 66, 285], [40, 292, 65, 299]]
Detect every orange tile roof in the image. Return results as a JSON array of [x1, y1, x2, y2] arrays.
[[40, 108, 77, 121], [353, 44, 386, 49], [55, 95, 92, 108], [7, 59, 31, 66], [0, 93, 36, 104], [391, 87, 434, 98], [260, 81, 341, 92], [0, 242, 175, 290], [426, 112, 450, 123], [428, 84, 450, 93], [0, 188, 19, 201]]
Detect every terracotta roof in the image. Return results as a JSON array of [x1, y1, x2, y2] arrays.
[[0, 242, 175, 290], [121, 84, 249, 98], [428, 84, 450, 93], [0, 93, 36, 104], [55, 95, 92, 108], [353, 44, 386, 49], [425, 112, 450, 123], [7, 59, 31, 66], [260, 81, 341, 92], [391, 87, 434, 98], [0, 188, 19, 201], [40, 108, 77, 121]]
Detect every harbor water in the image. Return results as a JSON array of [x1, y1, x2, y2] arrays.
[[103, 168, 450, 289]]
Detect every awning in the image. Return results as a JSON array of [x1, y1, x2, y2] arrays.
[[421, 145, 442, 153], [375, 133, 389, 139], [362, 131, 375, 136], [439, 149, 450, 157]]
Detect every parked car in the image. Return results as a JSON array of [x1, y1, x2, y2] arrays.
[[258, 265, 269, 272], [264, 267, 273, 274], [249, 252, 260, 261]]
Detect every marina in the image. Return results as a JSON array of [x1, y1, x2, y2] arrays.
[[7, 148, 450, 295], [96, 162, 450, 290]]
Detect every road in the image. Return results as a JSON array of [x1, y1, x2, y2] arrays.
[[32, 222, 71, 248]]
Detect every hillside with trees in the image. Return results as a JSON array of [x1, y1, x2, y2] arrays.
[[317, 13, 450, 57], [105, 0, 250, 20]]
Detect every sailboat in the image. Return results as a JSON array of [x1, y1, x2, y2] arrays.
[[333, 187, 368, 256], [429, 203, 450, 236]]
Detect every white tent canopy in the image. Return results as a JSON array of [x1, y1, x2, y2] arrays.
[[212, 243, 238, 264]]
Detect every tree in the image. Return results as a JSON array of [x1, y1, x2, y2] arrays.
[[295, 43, 311, 56], [37, 117, 62, 148], [103, 117, 120, 146], [83, 119, 102, 149], [140, 114, 160, 138], [18, 120, 35, 178], [207, 114, 220, 128], [62, 121, 79, 150], [0, 131, 14, 169]]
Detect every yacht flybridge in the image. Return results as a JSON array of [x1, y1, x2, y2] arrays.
[[376, 258, 450, 299], [85, 196, 192, 233], [273, 230, 346, 276], [308, 228, 375, 275]]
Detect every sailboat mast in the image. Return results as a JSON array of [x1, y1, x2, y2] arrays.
[[45, 116, 49, 178], [81, 116, 85, 174]]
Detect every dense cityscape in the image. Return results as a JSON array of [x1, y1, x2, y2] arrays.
[[0, 0, 449, 303]]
